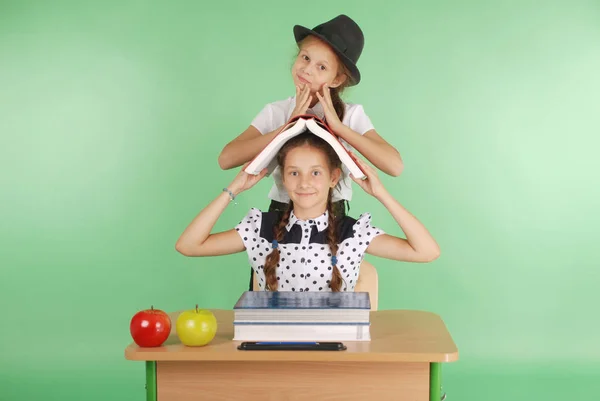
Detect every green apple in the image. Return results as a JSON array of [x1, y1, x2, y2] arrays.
[[176, 305, 217, 346]]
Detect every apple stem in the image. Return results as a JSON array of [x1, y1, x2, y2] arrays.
[[196, 304, 198, 313]]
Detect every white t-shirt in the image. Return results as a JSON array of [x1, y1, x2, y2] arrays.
[[250, 96, 375, 203]]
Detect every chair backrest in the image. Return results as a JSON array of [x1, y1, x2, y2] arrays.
[[251, 260, 379, 311], [354, 260, 378, 311]]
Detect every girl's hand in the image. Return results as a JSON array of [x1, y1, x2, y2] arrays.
[[316, 83, 343, 133], [228, 163, 268, 195], [349, 154, 388, 200], [290, 84, 312, 119]]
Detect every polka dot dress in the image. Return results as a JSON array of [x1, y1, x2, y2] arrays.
[[235, 208, 384, 292]]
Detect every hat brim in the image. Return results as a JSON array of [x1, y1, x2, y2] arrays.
[[293, 25, 361, 86]]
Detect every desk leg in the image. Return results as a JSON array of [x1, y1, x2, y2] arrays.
[[430, 363, 445, 401], [145, 361, 157, 401]]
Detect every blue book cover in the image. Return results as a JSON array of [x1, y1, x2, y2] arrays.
[[233, 291, 371, 310]]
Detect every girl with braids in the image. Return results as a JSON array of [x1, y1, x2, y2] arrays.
[[217, 15, 403, 289], [176, 133, 439, 292]]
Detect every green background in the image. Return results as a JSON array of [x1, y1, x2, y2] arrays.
[[1, 1, 599, 400]]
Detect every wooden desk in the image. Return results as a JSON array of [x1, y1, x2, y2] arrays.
[[125, 309, 458, 401]]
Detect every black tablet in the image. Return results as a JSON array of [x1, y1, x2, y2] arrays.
[[237, 341, 347, 351]]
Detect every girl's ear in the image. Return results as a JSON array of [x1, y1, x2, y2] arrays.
[[329, 74, 347, 89], [330, 167, 342, 187]]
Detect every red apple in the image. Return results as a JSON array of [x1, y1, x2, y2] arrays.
[[130, 306, 171, 347]]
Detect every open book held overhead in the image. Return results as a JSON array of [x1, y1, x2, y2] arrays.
[[244, 115, 367, 180]]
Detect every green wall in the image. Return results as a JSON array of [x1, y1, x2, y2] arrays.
[[1, 1, 598, 400]]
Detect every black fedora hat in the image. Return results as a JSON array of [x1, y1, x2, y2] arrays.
[[293, 14, 364, 86]]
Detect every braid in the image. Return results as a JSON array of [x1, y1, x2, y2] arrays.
[[330, 86, 346, 123], [263, 202, 294, 291], [329, 62, 352, 124], [326, 192, 344, 291]]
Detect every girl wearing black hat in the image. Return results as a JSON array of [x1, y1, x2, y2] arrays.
[[217, 15, 404, 289]]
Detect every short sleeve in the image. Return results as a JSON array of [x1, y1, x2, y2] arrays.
[[235, 207, 263, 249], [250, 104, 273, 135], [343, 104, 375, 135], [351, 213, 385, 255]]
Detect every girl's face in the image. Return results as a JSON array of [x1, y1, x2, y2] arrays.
[[291, 36, 347, 93], [282, 144, 341, 217]]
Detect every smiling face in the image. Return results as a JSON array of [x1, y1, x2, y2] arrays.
[[279, 135, 342, 219], [291, 36, 347, 93]]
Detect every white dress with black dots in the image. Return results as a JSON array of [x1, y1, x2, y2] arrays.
[[235, 208, 385, 292]]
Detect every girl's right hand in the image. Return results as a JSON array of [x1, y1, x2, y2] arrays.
[[227, 164, 268, 196], [349, 154, 388, 200], [290, 84, 312, 118]]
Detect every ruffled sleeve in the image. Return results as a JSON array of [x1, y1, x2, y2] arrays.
[[234, 207, 263, 249], [349, 212, 385, 256]]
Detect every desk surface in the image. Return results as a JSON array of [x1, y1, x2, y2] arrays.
[[125, 309, 458, 363]]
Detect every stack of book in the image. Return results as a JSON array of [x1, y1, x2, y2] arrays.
[[232, 291, 371, 342]]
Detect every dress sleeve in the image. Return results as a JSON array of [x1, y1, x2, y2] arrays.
[[234, 207, 263, 248], [349, 212, 385, 256]]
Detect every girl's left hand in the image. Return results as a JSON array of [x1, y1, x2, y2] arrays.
[[349, 153, 388, 200], [316, 83, 344, 133]]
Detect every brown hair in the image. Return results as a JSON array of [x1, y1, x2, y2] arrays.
[[263, 134, 344, 292], [296, 37, 352, 122]]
